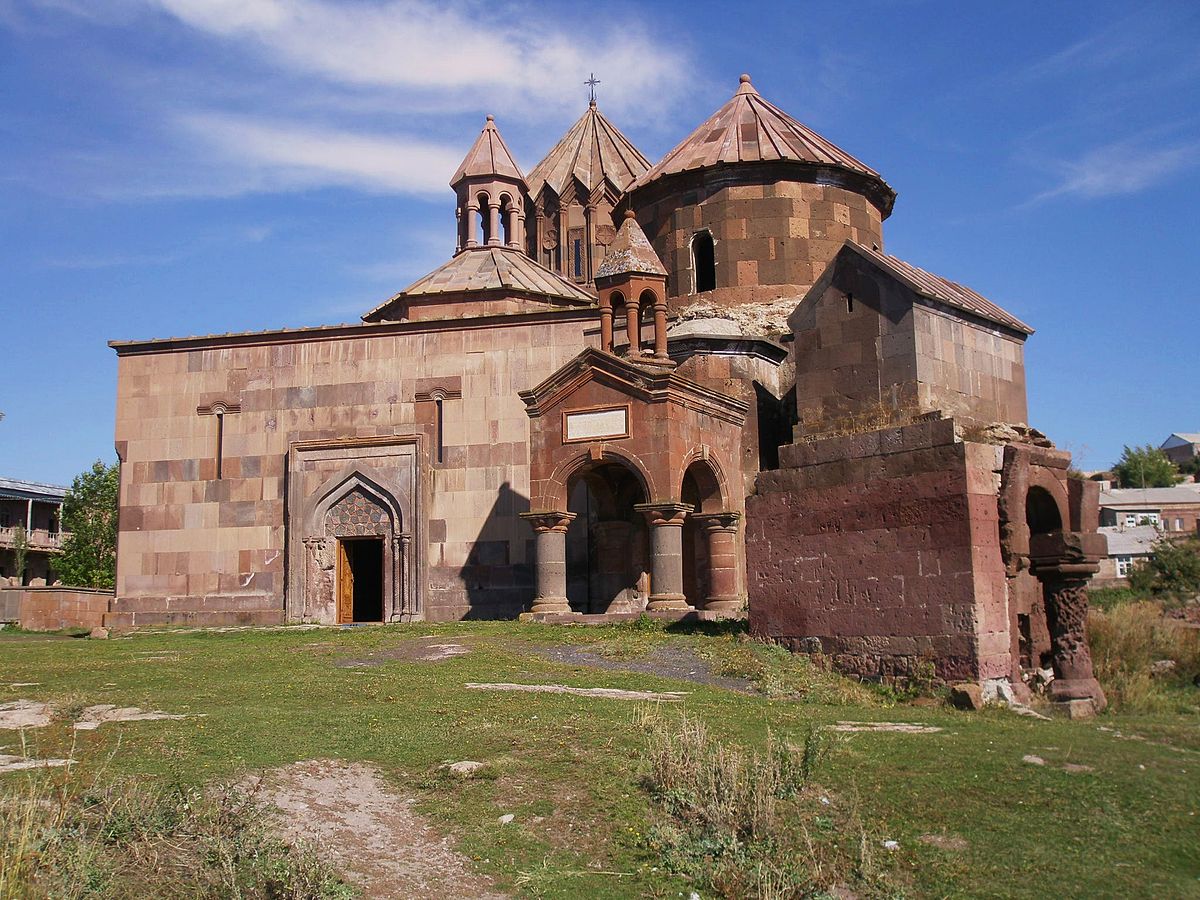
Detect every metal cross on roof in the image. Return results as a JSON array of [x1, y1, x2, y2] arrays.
[[585, 73, 600, 104]]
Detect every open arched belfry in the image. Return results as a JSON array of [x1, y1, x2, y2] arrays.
[[108, 73, 1107, 715]]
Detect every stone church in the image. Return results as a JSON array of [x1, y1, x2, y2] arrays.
[[108, 74, 1107, 710]]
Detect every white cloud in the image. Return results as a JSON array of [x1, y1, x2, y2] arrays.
[[178, 112, 461, 195], [137, 0, 688, 120], [1031, 138, 1200, 203]]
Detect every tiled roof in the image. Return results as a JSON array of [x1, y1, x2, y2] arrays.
[[595, 212, 667, 279], [847, 242, 1034, 335], [1099, 484, 1200, 507], [363, 246, 594, 320], [450, 116, 525, 186], [0, 476, 68, 500], [1098, 525, 1158, 556], [526, 102, 651, 199], [631, 74, 892, 204]]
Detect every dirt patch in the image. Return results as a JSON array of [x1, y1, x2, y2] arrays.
[[335, 637, 472, 668], [73, 705, 193, 731], [918, 833, 969, 851], [0, 700, 53, 729], [530, 644, 753, 693], [254, 759, 506, 900], [466, 682, 687, 702], [0, 753, 72, 773], [828, 721, 942, 734]]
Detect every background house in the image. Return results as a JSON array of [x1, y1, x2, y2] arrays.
[[1092, 524, 1158, 587], [0, 476, 67, 585], [1160, 433, 1200, 467], [1097, 483, 1200, 535]]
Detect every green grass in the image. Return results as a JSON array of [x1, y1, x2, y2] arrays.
[[2, 622, 1198, 898]]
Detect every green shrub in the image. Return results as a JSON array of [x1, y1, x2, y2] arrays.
[[1127, 537, 1200, 601]]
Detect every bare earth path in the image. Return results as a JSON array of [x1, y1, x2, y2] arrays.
[[255, 759, 507, 900]]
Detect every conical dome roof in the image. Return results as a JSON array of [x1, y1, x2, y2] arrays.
[[527, 102, 651, 198], [595, 211, 667, 279], [631, 75, 894, 214], [451, 115, 526, 187]]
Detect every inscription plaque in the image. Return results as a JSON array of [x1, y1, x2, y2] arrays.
[[564, 407, 628, 442]]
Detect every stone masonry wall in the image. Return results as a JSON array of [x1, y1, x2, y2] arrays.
[[634, 175, 883, 311], [111, 312, 597, 627], [747, 419, 1011, 683]]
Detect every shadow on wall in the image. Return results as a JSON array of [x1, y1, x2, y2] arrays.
[[458, 481, 531, 620]]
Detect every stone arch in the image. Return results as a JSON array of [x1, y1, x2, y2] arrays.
[[1024, 470, 1069, 535], [678, 449, 729, 512], [564, 456, 652, 614], [541, 447, 654, 511], [300, 468, 412, 625]]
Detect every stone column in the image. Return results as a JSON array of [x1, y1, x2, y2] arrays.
[[652, 294, 670, 361], [635, 503, 692, 611], [692, 512, 742, 612], [624, 293, 641, 356], [465, 201, 479, 248], [599, 294, 613, 352], [520, 511, 576, 614], [455, 206, 463, 254], [400, 533, 412, 620], [1030, 531, 1107, 714], [487, 200, 501, 246]]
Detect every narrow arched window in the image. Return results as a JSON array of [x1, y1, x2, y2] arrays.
[[692, 231, 715, 293]]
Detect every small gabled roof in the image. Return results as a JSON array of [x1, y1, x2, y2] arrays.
[[1098, 525, 1158, 556], [450, 115, 525, 187], [595, 211, 667, 280], [630, 74, 894, 214], [526, 102, 651, 199], [1161, 433, 1200, 449], [841, 242, 1034, 335], [362, 246, 593, 321]]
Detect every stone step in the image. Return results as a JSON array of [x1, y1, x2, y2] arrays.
[[104, 609, 284, 630]]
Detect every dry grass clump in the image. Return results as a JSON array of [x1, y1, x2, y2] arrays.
[[635, 707, 888, 899], [0, 762, 352, 899], [1088, 601, 1200, 713]]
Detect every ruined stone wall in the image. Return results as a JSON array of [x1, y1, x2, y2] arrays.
[[632, 171, 883, 311], [111, 312, 597, 627], [746, 419, 1011, 683]]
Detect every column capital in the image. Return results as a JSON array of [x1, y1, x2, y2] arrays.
[[634, 502, 691, 527], [692, 511, 741, 533], [520, 510, 576, 534]]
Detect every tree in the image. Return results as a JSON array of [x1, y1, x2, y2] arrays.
[[1128, 537, 1200, 600], [56, 460, 120, 590], [12, 525, 28, 585], [1111, 445, 1180, 489]]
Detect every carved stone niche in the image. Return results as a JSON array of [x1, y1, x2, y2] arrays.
[[286, 437, 421, 625]]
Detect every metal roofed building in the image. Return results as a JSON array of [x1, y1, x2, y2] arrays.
[[0, 476, 68, 585]]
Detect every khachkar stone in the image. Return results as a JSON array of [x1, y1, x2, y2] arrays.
[[635, 503, 693, 611], [1029, 531, 1108, 716], [692, 511, 742, 613], [520, 511, 576, 614]]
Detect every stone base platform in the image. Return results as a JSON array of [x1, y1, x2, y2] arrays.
[[104, 608, 284, 631], [519, 608, 745, 626]]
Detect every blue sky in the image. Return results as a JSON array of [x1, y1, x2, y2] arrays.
[[1, 0, 1198, 484]]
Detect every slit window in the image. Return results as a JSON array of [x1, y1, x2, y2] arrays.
[[692, 231, 715, 293], [846, 292, 854, 314]]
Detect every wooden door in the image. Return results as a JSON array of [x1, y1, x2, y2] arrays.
[[336, 539, 354, 624]]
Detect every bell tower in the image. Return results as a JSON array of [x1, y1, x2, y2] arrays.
[[451, 115, 528, 253]]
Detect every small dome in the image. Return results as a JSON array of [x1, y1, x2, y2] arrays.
[[526, 103, 651, 199]]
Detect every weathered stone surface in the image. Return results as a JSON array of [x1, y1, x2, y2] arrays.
[[949, 683, 984, 711]]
